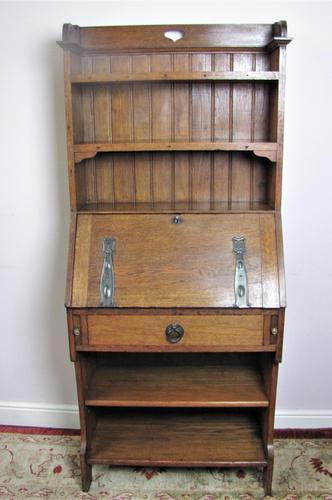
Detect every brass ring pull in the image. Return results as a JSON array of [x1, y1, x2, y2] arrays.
[[165, 323, 184, 343]]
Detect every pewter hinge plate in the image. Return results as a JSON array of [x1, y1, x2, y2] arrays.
[[100, 237, 116, 307], [233, 236, 250, 308]]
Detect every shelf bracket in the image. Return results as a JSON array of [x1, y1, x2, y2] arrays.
[[75, 151, 98, 164], [253, 149, 277, 162]]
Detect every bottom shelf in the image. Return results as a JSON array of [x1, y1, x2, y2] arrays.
[[88, 409, 267, 467]]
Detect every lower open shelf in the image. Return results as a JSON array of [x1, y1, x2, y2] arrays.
[[87, 408, 267, 467], [85, 362, 269, 408]]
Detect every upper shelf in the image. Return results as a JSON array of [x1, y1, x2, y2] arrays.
[[74, 141, 278, 163], [71, 71, 280, 84]]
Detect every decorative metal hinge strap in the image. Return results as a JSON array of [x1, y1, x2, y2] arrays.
[[232, 236, 249, 308], [100, 237, 116, 307]]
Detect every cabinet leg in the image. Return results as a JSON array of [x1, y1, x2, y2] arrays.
[[80, 453, 92, 492], [263, 444, 274, 496]]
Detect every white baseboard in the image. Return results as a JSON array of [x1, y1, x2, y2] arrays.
[[0, 401, 331, 430], [0, 401, 80, 429], [275, 409, 332, 429]]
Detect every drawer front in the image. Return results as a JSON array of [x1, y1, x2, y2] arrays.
[[87, 315, 264, 347]]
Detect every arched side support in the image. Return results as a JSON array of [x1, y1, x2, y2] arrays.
[[253, 149, 277, 162]]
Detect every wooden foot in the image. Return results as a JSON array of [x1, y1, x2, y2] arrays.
[[80, 454, 92, 492], [263, 444, 274, 496]]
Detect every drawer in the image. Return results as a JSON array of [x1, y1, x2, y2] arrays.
[[86, 314, 264, 348]]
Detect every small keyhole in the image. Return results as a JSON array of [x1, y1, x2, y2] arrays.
[[172, 215, 183, 224]]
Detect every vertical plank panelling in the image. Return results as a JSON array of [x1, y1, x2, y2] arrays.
[[151, 55, 172, 141], [111, 83, 132, 142], [81, 55, 93, 74], [81, 58, 95, 143], [111, 56, 132, 143], [191, 153, 211, 202], [84, 160, 97, 203], [132, 55, 150, 142], [152, 153, 172, 202], [132, 54, 150, 72], [213, 152, 229, 202], [256, 53, 270, 71], [173, 54, 190, 71], [232, 54, 252, 141], [150, 55, 172, 202], [92, 57, 112, 203], [113, 153, 135, 202], [132, 82, 150, 141], [173, 54, 190, 142], [191, 54, 212, 141], [214, 54, 231, 141], [252, 158, 269, 203], [135, 153, 152, 202], [92, 56, 111, 142], [70, 52, 82, 75], [254, 55, 270, 141], [231, 153, 251, 202], [81, 85, 95, 142], [111, 56, 133, 200], [74, 49, 275, 209], [95, 154, 114, 204], [250, 55, 257, 204], [110, 55, 131, 71], [131, 55, 151, 200], [174, 153, 190, 203], [269, 83, 279, 143]]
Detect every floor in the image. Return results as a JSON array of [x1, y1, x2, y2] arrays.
[[0, 429, 331, 499]]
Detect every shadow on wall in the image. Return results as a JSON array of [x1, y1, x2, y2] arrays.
[[38, 38, 76, 406]]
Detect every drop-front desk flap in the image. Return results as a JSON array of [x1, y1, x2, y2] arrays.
[[68, 213, 283, 310]]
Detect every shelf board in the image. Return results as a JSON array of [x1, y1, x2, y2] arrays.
[[78, 201, 274, 214], [85, 364, 269, 408], [74, 141, 278, 163], [88, 409, 266, 467], [71, 71, 280, 83]]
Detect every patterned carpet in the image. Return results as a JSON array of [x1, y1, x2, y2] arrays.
[[0, 431, 331, 499]]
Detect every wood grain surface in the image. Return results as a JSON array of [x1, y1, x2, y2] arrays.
[[87, 314, 264, 347], [85, 363, 268, 407], [88, 409, 267, 466], [71, 213, 279, 308]]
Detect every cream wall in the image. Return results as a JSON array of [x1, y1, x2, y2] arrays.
[[0, 0, 331, 428]]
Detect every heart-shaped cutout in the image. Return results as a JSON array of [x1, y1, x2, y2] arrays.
[[164, 30, 184, 43]]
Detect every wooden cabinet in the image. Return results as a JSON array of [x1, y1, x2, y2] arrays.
[[58, 21, 291, 495]]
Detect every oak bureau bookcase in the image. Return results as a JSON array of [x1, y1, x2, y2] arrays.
[[58, 22, 291, 495]]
